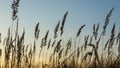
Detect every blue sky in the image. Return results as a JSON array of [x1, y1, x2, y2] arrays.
[[0, 0, 120, 44]]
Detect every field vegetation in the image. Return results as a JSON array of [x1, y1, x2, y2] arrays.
[[0, 0, 120, 68]]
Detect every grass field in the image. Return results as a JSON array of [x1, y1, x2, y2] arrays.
[[0, 0, 120, 68]]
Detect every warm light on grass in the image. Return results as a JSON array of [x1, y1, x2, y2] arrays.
[[0, 0, 120, 68]]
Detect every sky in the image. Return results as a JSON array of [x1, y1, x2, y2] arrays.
[[0, 0, 120, 44]]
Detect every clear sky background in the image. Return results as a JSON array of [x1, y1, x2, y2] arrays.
[[0, 0, 120, 44]]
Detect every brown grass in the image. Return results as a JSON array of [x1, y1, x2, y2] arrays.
[[0, 0, 119, 68]]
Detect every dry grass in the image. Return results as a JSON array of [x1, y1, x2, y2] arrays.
[[0, 0, 119, 68]]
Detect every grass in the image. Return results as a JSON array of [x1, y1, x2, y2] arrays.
[[0, 0, 120, 68]]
